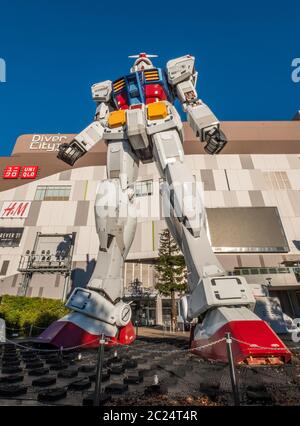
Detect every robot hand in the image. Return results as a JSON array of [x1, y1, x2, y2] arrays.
[[57, 141, 86, 166], [203, 127, 227, 155]]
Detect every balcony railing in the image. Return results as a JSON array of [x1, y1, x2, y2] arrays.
[[228, 266, 300, 278], [18, 253, 72, 273]]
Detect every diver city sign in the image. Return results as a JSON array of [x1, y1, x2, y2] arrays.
[[29, 134, 69, 152]]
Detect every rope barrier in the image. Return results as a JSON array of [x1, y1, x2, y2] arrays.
[[5, 326, 30, 331], [0, 336, 227, 354], [5, 325, 47, 332], [231, 337, 300, 351], [1, 334, 299, 355], [104, 337, 227, 354], [3, 337, 101, 352]]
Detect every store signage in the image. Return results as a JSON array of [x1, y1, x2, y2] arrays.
[[13, 134, 75, 155], [20, 166, 39, 179], [0, 201, 31, 218], [2, 165, 39, 179], [0, 227, 24, 247], [2, 166, 21, 179]]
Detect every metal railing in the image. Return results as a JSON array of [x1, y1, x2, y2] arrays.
[[228, 266, 300, 277], [18, 253, 72, 273]]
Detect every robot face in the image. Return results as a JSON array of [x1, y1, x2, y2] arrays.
[[129, 53, 156, 72], [130, 58, 154, 72]]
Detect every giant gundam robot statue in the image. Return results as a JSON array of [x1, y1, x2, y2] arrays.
[[39, 54, 290, 364]]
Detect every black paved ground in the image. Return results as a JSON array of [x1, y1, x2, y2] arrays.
[[1, 335, 300, 406]]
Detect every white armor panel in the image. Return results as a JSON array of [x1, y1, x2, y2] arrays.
[[66, 288, 132, 326], [74, 120, 105, 151], [91, 80, 112, 102], [167, 55, 196, 85], [60, 312, 118, 337], [95, 102, 110, 124], [126, 107, 150, 150], [186, 103, 220, 141], [145, 103, 183, 136], [187, 276, 256, 320], [152, 129, 184, 173], [94, 179, 137, 255], [107, 140, 139, 188], [164, 162, 204, 236]]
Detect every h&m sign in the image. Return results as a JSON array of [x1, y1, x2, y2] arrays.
[[0, 201, 31, 218]]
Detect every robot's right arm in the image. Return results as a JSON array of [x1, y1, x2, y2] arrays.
[[57, 80, 112, 166], [166, 56, 227, 155]]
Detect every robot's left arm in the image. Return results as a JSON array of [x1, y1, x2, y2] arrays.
[[57, 81, 112, 166], [166, 55, 227, 154]]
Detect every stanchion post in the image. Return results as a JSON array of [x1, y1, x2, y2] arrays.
[[225, 332, 240, 406], [135, 320, 138, 338], [29, 324, 33, 337], [60, 346, 63, 360], [94, 333, 106, 406]]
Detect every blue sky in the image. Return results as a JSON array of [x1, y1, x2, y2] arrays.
[[0, 0, 299, 156]]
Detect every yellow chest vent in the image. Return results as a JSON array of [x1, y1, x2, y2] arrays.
[[144, 69, 160, 82], [113, 78, 126, 92]]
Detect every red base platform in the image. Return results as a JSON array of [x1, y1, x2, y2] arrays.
[[36, 319, 136, 349], [191, 319, 291, 365]]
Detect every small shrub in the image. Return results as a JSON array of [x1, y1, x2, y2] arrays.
[[0, 295, 69, 336]]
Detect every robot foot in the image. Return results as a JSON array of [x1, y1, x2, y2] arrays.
[[36, 312, 136, 349], [190, 306, 291, 365]]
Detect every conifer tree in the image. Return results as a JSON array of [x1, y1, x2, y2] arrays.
[[155, 228, 187, 331]]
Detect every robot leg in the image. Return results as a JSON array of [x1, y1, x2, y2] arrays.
[[153, 128, 224, 287], [153, 129, 290, 364], [38, 140, 139, 348]]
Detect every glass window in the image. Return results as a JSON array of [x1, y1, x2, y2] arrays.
[[35, 187, 46, 200], [34, 185, 71, 201]]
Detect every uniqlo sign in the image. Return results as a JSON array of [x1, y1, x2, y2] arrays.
[[2, 165, 39, 179], [0, 201, 31, 218], [20, 166, 38, 179], [2, 166, 21, 179]]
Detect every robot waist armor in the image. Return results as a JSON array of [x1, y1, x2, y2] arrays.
[[103, 101, 183, 152]]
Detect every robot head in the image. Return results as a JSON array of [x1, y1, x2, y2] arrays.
[[129, 53, 158, 72]]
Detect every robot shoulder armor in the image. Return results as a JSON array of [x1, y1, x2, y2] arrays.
[[91, 80, 112, 102], [166, 55, 195, 85]]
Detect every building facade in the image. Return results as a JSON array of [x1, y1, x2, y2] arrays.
[[0, 119, 300, 324]]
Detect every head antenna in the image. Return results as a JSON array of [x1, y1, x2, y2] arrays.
[[128, 52, 158, 59]]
